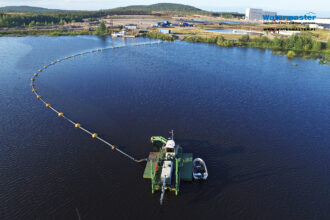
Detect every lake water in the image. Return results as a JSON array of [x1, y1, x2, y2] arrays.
[[0, 36, 329, 220]]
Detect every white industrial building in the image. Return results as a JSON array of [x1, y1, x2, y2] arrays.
[[245, 8, 277, 21], [124, 24, 138, 30]]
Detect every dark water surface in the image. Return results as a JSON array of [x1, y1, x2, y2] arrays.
[[0, 36, 329, 220]]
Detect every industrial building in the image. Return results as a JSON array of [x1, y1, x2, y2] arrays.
[[124, 24, 138, 30], [159, 29, 171, 34], [245, 8, 277, 21]]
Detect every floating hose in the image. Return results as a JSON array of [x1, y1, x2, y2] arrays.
[[30, 41, 165, 163]]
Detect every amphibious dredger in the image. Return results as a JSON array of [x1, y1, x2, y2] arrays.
[[143, 131, 193, 204]]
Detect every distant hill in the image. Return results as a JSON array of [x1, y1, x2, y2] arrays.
[[0, 4, 202, 13], [0, 4, 243, 18], [115, 3, 203, 13], [0, 6, 62, 12]]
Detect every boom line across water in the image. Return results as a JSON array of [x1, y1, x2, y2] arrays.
[[30, 40, 165, 163]]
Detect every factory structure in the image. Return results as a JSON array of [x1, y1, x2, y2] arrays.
[[245, 8, 277, 21]]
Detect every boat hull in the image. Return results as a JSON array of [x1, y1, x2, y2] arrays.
[[192, 158, 208, 180]]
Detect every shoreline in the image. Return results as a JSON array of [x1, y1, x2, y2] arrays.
[[0, 28, 329, 64]]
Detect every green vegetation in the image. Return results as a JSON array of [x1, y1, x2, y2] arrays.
[[184, 35, 235, 47], [237, 34, 328, 52], [116, 3, 243, 17], [0, 6, 61, 12], [95, 22, 107, 35], [287, 50, 296, 59], [0, 29, 95, 36], [0, 12, 91, 27], [117, 3, 202, 13], [0, 7, 154, 28], [184, 34, 330, 64], [0, 4, 202, 14], [141, 32, 176, 41]]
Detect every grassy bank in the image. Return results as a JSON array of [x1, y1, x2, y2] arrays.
[[140, 31, 176, 41], [184, 34, 330, 64], [0, 22, 113, 36], [0, 29, 96, 36]]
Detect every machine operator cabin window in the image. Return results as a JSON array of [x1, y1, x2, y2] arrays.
[[166, 148, 174, 153]]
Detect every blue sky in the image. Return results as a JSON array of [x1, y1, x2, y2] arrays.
[[0, 0, 329, 17]]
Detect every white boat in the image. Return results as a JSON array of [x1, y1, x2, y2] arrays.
[[193, 158, 208, 180]]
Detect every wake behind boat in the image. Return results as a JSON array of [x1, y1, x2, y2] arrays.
[[193, 158, 208, 180]]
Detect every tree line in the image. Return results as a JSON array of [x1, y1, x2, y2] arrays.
[[185, 34, 328, 52], [0, 10, 152, 28], [237, 34, 326, 51], [0, 12, 88, 27]]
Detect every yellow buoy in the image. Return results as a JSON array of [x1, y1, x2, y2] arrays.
[[36, 95, 41, 99], [31, 78, 35, 81], [92, 133, 98, 138], [46, 103, 51, 108], [65, 57, 68, 60], [111, 145, 117, 150], [39, 69, 42, 72], [51, 62, 55, 65], [58, 112, 63, 117], [44, 66, 47, 69], [75, 123, 81, 128], [101, 48, 103, 51], [34, 73, 38, 77], [30, 83, 34, 87], [72, 55, 75, 58], [57, 60, 60, 62], [32, 89, 36, 93]]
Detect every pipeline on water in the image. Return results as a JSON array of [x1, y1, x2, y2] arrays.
[[30, 41, 166, 163]]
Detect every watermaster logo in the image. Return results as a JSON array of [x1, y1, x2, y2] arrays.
[[263, 12, 316, 21]]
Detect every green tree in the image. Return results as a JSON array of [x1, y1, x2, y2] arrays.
[[216, 35, 225, 46], [293, 38, 303, 50], [239, 34, 250, 43], [312, 41, 322, 51], [223, 40, 234, 47], [287, 35, 298, 49], [29, 20, 35, 27], [96, 22, 106, 35], [272, 37, 282, 49], [287, 50, 296, 59], [304, 43, 312, 51]]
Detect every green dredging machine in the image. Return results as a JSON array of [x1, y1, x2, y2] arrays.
[[143, 131, 196, 205]]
